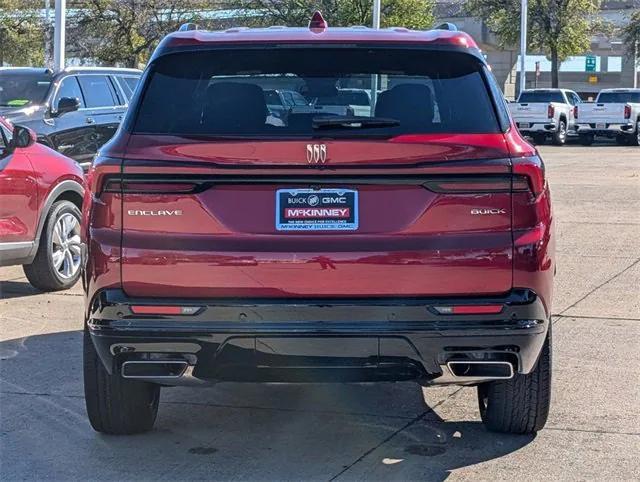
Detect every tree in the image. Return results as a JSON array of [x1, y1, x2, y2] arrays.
[[466, 0, 602, 88], [245, 0, 434, 30], [70, 1, 208, 68], [0, 0, 45, 66], [622, 9, 640, 62]]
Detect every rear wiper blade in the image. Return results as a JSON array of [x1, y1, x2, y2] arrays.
[[312, 116, 400, 130]]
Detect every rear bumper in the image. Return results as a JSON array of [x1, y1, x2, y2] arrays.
[[87, 289, 549, 386], [516, 121, 557, 133], [576, 122, 637, 136]]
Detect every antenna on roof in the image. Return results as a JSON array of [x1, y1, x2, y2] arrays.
[[178, 23, 198, 32], [309, 11, 328, 32], [434, 22, 458, 31]]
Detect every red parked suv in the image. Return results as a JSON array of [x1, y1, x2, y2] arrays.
[[83, 15, 554, 435], [0, 117, 84, 290]]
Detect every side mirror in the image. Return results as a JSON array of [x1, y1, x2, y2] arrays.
[[3, 125, 36, 157], [55, 97, 81, 116], [11, 125, 37, 149]]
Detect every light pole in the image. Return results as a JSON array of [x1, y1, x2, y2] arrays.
[[373, 0, 381, 29], [53, 0, 66, 72], [519, 0, 528, 95], [44, 0, 52, 69], [635, 41, 638, 89], [371, 0, 381, 108]]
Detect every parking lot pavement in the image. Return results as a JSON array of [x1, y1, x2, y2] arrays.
[[1, 145, 639, 480]]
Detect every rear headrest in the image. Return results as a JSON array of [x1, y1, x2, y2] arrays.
[[375, 84, 434, 130], [202, 82, 268, 131]]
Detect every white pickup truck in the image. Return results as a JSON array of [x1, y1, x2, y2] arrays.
[[509, 89, 581, 145], [575, 89, 640, 146]]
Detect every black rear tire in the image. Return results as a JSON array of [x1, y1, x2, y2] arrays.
[[23, 201, 82, 291], [477, 330, 551, 434], [615, 135, 630, 146], [632, 124, 640, 146], [552, 120, 567, 146], [531, 134, 546, 145], [83, 327, 160, 434], [579, 134, 594, 146]]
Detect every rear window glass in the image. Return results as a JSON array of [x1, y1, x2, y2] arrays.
[[597, 92, 640, 103], [339, 90, 371, 106], [133, 48, 500, 138], [264, 90, 283, 105], [54, 76, 85, 108], [118, 76, 140, 100], [0, 72, 51, 107], [78, 75, 117, 108], [518, 91, 565, 103]]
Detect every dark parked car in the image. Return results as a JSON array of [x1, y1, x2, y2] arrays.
[[264, 89, 310, 119], [83, 13, 554, 435], [0, 67, 141, 167], [0, 117, 84, 290]]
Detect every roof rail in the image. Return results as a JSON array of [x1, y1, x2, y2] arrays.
[[434, 22, 458, 31], [178, 23, 198, 32]]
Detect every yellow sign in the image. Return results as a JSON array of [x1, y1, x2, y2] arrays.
[[588, 75, 598, 84]]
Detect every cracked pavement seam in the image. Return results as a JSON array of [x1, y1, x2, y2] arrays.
[[556, 257, 640, 319], [329, 387, 464, 481]]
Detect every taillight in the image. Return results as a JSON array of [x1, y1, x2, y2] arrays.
[[573, 106, 578, 119], [547, 104, 554, 119], [624, 104, 631, 119], [90, 156, 122, 194], [131, 305, 202, 315], [433, 304, 504, 315], [423, 175, 530, 193], [512, 156, 545, 196], [102, 178, 201, 194]]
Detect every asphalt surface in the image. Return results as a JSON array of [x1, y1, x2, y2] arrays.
[[1, 144, 639, 480]]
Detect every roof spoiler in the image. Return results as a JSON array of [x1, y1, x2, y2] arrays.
[[434, 22, 458, 31]]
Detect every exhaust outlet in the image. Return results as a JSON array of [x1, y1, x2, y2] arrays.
[[121, 360, 188, 379], [446, 360, 514, 380]]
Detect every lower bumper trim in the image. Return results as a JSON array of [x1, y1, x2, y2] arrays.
[[87, 288, 549, 386]]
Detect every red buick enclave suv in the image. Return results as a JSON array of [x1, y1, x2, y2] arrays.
[[83, 15, 554, 435]]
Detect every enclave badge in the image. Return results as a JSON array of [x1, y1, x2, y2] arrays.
[[127, 210, 183, 216], [306, 144, 327, 164]]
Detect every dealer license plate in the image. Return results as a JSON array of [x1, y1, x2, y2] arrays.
[[276, 188, 358, 231]]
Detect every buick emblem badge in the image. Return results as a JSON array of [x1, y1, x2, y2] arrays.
[[306, 144, 327, 164]]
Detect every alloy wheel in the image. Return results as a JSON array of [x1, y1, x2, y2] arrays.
[[51, 212, 82, 279], [558, 122, 566, 142]]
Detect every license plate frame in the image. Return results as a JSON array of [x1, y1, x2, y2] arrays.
[[519, 122, 531, 129], [276, 188, 358, 231], [596, 122, 607, 130]]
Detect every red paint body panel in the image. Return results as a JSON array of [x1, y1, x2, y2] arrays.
[[124, 133, 512, 166], [116, 143, 517, 298], [0, 146, 37, 242], [0, 117, 83, 246], [82, 159, 122, 316], [86, 139, 553, 308]]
